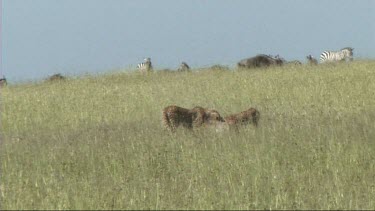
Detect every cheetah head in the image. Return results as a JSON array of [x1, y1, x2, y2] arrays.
[[205, 109, 225, 124]]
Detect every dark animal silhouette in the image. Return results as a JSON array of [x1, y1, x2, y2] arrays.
[[48, 73, 66, 81], [237, 54, 284, 69], [0, 77, 7, 87], [306, 55, 318, 65]]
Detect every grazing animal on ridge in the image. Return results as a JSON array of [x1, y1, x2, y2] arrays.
[[306, 55, 318, 65], [210, 64, 230, 71], [237, 54, 284, 69], [320, 47, 354, 63], [177, 62, 190, 72], [47, 73, 65, 81], [162, 105, 225, 132], [0, 77, 7, 87], [286, 60, 302, 65], [137, 57, 153, 73]]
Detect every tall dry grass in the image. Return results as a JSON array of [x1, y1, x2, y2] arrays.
[[1, 61, 375, 209]]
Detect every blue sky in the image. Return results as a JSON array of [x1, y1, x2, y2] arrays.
[[1, 0, 374, 82]]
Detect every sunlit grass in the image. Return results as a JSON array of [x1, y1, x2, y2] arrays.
[[1, 61, 375, 209]]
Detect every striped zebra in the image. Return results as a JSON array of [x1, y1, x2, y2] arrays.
[[137, 57, 153, 73], [320, 47, 354, 63], [177, 62, 190, 72]]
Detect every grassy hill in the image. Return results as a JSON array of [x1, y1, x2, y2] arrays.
[[1, 61, 375, 209]]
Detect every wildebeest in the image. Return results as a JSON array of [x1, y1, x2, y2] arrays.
[[306, 55, 318, 65], [177, 62, 190, 72], [47, 73, 65, 81], [162, 105, 225, 132], [0, 77, 7, 87], [237, 54, 284, 69]]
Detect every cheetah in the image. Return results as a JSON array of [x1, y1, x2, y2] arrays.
[[223, 108, 260, 132], [162, 105, 225, 132]]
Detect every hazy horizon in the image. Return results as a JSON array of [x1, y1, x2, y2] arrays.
[[1, 0, 374, 82]]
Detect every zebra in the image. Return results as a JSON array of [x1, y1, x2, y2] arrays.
[[320, 47, 354, 63], [177, 62, 190, 72], [306, 55, 318, 65], [137, 57, 153, 73]]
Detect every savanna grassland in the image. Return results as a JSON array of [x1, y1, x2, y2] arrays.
[[1, 61, 375, 209]]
